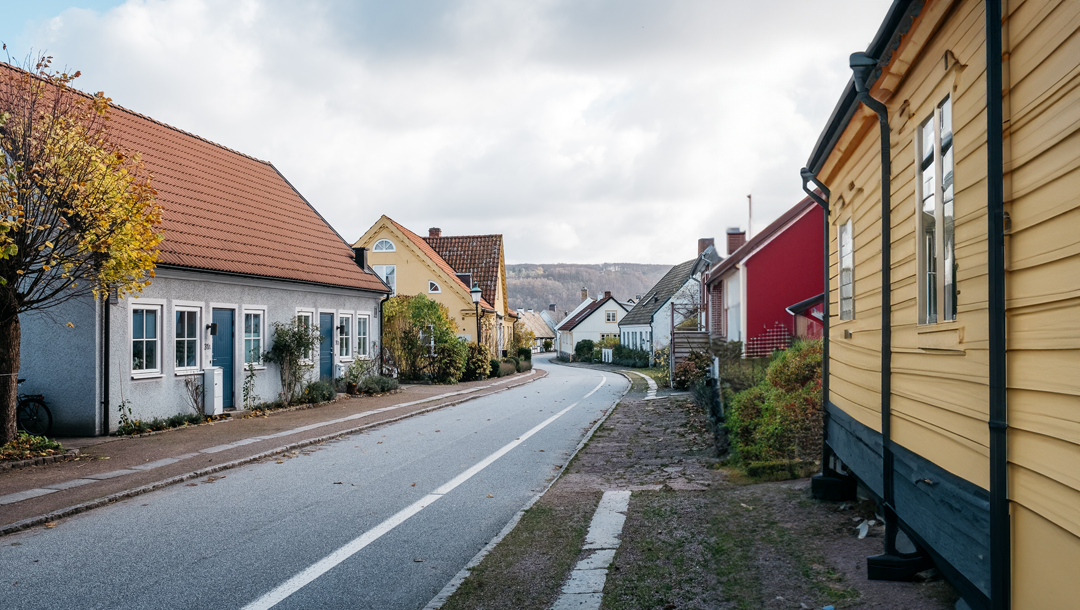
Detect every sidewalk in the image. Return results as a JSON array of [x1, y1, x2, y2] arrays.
[[0, 369, 545, 535]]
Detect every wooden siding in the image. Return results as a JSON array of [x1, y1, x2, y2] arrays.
[[1003, 2, 1080, 606], [817, 0, 1080, 605]]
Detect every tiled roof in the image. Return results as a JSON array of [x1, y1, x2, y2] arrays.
[[557, 296, 626, 332], [517, 310, 556, 339], [619, 259, 697, 327], [423, 234, 503, 309], [386, 218, 495, 310], [93, 91, 389, 292]]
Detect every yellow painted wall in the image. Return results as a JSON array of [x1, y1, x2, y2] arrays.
[[818, 0, 1080, 603]]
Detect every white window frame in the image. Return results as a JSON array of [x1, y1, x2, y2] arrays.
[[338, 313, 353, 360], [296, 309, 315, 363], [428, 280, 441, 294], [242, 306, 266, 367], [130, 299, 165, 379], [173, 305, 202, 375], [915, 95, 956, 325], [356, 314, 370, 359], [372, 239, 396, 252], [839, 218, 854, 321], [373, 265, 396, 296], [605, 310, 617, 323]]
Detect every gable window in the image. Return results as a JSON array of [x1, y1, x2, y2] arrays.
[[916, 96, 956, 324], [605, 311, 617, 323], [429, 281, 441, 294], [357, 315, 369, 358], [175, 308, 200, 372], [839, 218, 854, 320], [297, 311, 314, 361], [372, 239, 396, 252], [339, 314, 352, 358], [244, 311, 263, 364], [373, 265, 396, 296], [132, 305, 162, 373]]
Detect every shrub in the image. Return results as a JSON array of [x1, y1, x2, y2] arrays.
[[359, 375, 399, 394], [344, 357, 378, 385], [489, 358, 501, 378], [574, 340, 595, 362], [432, 338, 468, 384], [303, 380, 336, 404], [517, 359, 533, 373], [383, 294, 465, 382], [597, 336, 619, 351], [517, 347, 532, 361], [653, 346, 671, 388], [612, 344, 649, 368], [672, 351, 711, 390], [499, 359, 517, 377], [263, 317, 323, 405], [1, 432, 64, 461], [463, 343, 491, 381], [543, 339, 553, 352]]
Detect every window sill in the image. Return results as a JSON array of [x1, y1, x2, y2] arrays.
[[131, 371, 163, 380], [339, 357, 354, 363], [242, 364, 266, 371], [174, 369, 203, 377], [916, 321, 964, 351]]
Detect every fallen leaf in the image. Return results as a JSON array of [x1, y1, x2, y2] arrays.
[[99, 456, 110, 460], [740, 503, 754, 510], [857, 520, 870, 539], [435, 430, 440, 433], [414, 558, 424, 563], [185, 483, 198, 487], [539, 450, 545, 452], [44, 522, 57, 529], [377, 442, 383, 445], [486, 494, 494, 498], [333, 482, 343, 485], [411, 483, 417, 487], [276, 460, 284, 464]]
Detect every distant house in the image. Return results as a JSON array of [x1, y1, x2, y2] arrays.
[[555, 290, 627, 358], [702, 196, 823, 357], [18, 92, 390, 436], [516, 309, 556, 351], [618, 260, 698, 354], [355, 218, 517, 354]]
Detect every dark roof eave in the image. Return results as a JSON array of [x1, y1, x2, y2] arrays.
[[786, 292, 825, 315]]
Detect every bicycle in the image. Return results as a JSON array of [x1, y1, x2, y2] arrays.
[[16, 379, 53, 436]]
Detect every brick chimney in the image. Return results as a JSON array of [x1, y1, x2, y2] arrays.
[[697, 237, 715, 255], [581, 287, 589, 301], [726, 227, 746, 255], [604, 291, 612, 299], [549, 303, 556, 311], [428, 227, 442, 238], [352, 246, 368, 269]]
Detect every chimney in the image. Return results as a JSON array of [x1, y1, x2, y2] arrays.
[[698, 237, 715, 255], [549, 303, 556, 311], [581, 287, 589, 301], [635, 294, 641, 301], [726, 227, 746, 255], [352, 246, 368, 270], [604, 291, 612, 299], [428, 227, 442, 238]]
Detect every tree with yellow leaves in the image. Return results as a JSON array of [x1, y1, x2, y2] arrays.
[[0, 53, 162, 444]]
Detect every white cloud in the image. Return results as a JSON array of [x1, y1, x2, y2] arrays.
[[12, 0, 891, 264]]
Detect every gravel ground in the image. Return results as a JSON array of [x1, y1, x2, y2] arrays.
[[442, 373, 959, 610]]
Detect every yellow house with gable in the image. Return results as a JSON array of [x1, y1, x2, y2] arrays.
[[354, 216, 517, 354]]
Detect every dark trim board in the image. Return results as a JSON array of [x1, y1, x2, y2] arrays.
[[825, 403, 991, 608]]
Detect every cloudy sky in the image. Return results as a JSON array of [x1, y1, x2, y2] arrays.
[[3, 0, 890, 265]]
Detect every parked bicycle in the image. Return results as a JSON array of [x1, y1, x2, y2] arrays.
[[16, 379, 52, 436]]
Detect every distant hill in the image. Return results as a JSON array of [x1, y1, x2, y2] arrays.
[[507, 263, 675, 317]]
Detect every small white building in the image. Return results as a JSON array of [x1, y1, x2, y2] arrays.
[[555, 291, 628, 359]]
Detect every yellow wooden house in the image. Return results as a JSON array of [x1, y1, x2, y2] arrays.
[[802, 1, 1078, 608], [354, 216, 517, 354]]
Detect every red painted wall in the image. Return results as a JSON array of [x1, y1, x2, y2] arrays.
[[743, 204, 823, 357]]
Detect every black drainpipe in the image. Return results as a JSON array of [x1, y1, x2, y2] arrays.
[[985, 0, 1009, 606], [100, 291, 111, 436], [800, 169, 831, 473], [850, 51, 900, 554]]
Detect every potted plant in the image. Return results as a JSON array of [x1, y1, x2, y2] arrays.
[[345, 357, 375, 395]]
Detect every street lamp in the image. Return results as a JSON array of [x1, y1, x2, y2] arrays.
[[470, 283, 483, 345]]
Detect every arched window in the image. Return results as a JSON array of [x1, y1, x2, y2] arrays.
[[428, 281, 441, 294], [373, 239, 396, 252]]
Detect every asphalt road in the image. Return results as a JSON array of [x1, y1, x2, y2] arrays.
[[0, 363, 626, 610]]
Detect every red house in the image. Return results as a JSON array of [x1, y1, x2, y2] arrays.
[[704, 195, 824, 357]]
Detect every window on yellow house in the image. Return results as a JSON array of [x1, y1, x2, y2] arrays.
[[917, 96, 956, 324]]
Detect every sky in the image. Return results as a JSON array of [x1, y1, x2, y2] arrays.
[[1, 0, 892, 265]]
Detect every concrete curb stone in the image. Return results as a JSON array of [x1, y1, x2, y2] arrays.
[[0, 449, 80, 472]]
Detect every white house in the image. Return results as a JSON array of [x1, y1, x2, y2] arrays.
[[555, 291, 628, 358]]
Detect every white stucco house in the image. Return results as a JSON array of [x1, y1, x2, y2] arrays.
[[555, 291, 628, 359], [17, 98, 390, 436]]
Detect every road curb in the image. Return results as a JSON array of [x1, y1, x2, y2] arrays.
[[0, 448, 81, 472], [0, 370, 547, 538], [423, 370, 632, 610]]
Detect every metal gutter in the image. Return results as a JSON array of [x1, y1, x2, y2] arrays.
[[985, 0, 1009, 606]]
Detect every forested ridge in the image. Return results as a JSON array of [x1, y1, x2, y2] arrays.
[[507, 262, 673, 315]]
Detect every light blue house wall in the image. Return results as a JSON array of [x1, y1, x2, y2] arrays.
[[20, 266, 384, 436]]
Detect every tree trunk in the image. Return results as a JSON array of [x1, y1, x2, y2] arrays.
[[0, 314, 20, 445]]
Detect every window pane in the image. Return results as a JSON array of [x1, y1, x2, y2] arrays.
[[133, 310, 144, 339], [145, 311, 157, 339], [942, 100, 956, 321], [186, 339, 197, 368], [133, 341, 145, 370], [145, 340, 157, 370], [176, 311, 185, 339]]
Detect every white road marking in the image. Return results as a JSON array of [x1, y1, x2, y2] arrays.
[[242, 375, 607, 610], [551, 490, 631, 610], [625, 370, 658, 399]]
